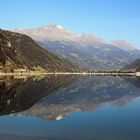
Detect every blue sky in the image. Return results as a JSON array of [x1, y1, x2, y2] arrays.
[[0, 0, 140, 48]]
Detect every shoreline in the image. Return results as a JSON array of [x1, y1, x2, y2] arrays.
[[0, 72, 138, 76]]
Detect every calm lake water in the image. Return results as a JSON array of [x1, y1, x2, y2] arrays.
[[0, 75, 140, 140]]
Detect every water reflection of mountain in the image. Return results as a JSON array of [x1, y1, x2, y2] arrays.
[[21, 76, 140, 121], [1, 75, 140, 120], [122, 76, 140, 88], [0, 75, 75, 116]]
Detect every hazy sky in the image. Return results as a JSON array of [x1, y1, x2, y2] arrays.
[[0, 0, 140, 48]]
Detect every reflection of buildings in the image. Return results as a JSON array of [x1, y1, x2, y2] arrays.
[[14, 69, 30, 73], [0, 75, 28, 86], [13, 75, 29, 80], [0, 76, 14, 87], [0, 66, 5, 73]]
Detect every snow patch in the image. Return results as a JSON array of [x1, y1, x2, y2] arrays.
[[56, 25, 64, 29], [56, 115, 63, 120], [69, 53, 78, 57]]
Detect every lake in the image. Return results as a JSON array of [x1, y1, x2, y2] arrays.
[[0, 75, 140, 140]]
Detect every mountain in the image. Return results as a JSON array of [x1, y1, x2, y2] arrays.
[[14, 24, 140, 70], [0, 29, 76, 72], [121, 59, 140, 72], [111, 40, 136, 52]]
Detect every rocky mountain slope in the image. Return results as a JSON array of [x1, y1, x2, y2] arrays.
[[14, 24, 140, 70], [0, 29, 76, 72], [121, 59, 140, 72]]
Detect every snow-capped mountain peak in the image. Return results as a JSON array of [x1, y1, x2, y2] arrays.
[[40, 24, 64, 30], [14, 24, 77, 42], [56, 25, 64, 29]]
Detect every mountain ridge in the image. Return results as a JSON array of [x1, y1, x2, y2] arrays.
[[14, 24, 137, 51], [121, 58, 140, 72], [14, 24, 140, 70]]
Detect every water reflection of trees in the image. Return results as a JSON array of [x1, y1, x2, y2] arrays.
[[0, 75, 76, 116]]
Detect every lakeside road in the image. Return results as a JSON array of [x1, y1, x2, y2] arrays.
[[0, 72, 136, 76]]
